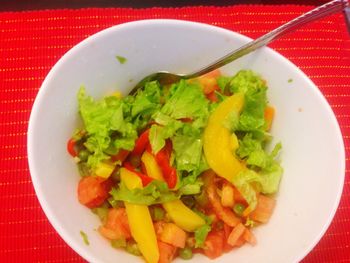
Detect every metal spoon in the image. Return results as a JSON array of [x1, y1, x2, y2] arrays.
[[130, 0, 349, 95]]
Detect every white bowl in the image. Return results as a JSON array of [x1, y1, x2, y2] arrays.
[[27, 20, 345, 263]]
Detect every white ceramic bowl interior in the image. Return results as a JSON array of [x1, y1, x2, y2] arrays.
[[28, 20, 345, 263]]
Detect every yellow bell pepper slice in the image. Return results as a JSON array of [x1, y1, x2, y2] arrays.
[[120, 168, 159, 263], [163, 200, 206, 232], [141, 151, 164, 181], [203, 93, 245, 182], [141, 152, 205, 232], [95, 162, 115, 178]]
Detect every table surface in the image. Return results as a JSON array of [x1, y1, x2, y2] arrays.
[[1, 0, 330, 11], [0, 2, 349, 263]]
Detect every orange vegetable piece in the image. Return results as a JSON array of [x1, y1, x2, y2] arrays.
[[264, 105, 275, 131], [227, 223, 246, 246], [98, 208, 131, 240], [243, 228, 257, 246], [159, 223, 187, 248], [196, 69, 221, 95], [204, 171, 241, 227], [157, 240, 177, 263], [250, 195, 276, 223], [203, 231, 225, 259], [77, 176, 112, 208], [221, 182, 235, 208]]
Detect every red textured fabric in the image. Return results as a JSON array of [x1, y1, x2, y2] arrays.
[[0, 5, 349, 263]]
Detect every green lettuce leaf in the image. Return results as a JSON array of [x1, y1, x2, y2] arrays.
[[193, 209, 212, 248], [224, 70, 268, 132], [172, 135, 203, 172], [78, 87, 138, 167], [148, 112, 184, 153], [194, 224, 211, 248], [131, 81, 162, 117], [161, 80, 209, 120], [109, 180, 179, 205]]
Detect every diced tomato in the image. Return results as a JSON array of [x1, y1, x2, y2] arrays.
[[204, 171, 241, 227], [111, 149, 130, 163], [250, 195, 276, 223], [243, 228, 257, 246], [223, 223, 234, 252], [77, 176, 112, 208], [227, 223, 246, 247], [197, 69, 221, 95], [206, 91, 219, 102], [203, 231, 224, 259], [154, 221, 166, 237], [158, 240, 177, 263], [235, 236, 246, 248], [67, 138, 77, 157], [159, 223, 187, 248], [131, 129, 150, 156], [102, 208, 131, 240], [123, 162, 154, 186]]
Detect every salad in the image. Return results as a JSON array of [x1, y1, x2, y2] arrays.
[[67, 69, 283, 263]]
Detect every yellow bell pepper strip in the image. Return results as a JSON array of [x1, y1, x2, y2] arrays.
[[141, 152, 205, 232], [163, 200, 206, 232], [141, 151, 164, 181], [203, 92, 245, 182], [204, 93, 259, 216], [95, 162, 115, 179], [120, 168, 159, 263]]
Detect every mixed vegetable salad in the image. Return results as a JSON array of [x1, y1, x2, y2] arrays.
[[68, 69, 283, 263]]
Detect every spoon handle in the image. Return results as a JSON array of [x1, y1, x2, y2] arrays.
[[186, 0, 349, 79]]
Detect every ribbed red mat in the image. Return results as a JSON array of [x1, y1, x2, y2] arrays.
[[0, 5, 349, 263]]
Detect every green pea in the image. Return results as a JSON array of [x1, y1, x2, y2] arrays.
[[152, 206, 165, 221], [179, 247, 193, 260], [126, 241, 141, 256], [111, 238, 126, 248], [233, 203, 246, 216], [78, 150, 89, 162]]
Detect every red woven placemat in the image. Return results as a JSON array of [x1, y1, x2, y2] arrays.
[[0, 5, 349, 263]]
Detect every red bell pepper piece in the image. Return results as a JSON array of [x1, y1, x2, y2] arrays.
[[153, 141, 177, 189], [123, 162, 154, 187], [111, 149, 130, 163], [67, 138, 78, 157], [131, 129, 150, 156]]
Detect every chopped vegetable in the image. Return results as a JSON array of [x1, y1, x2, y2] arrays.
[[250, 195, 276, 223], [80, 231, 89, 245], [120, 168, 159, 263], [116, 55, 127, 64], [77, 176, 112, 208], [158, 240, 177, 263], [179, 247, 193, 260], [159, 223, 187, 248], [163, 200, 206, 232], [227, 223, 246, 246]]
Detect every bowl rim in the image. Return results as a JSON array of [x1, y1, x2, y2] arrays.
[[27, 19, 345, 263]]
